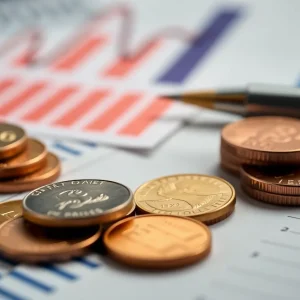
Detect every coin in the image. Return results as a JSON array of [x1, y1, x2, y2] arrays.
[[23, 179, 134, 227], [0, 153, 61, 193], [0, 138, 47, 179], [242, 183, 300, 206], [221, 116, 300, 164], [0, 200, 22, 224], [0, 123, 27, 160], [103, 201, 136, 229], [0, 217, 101, 262], [134, 174, 236, 225], [104, 214, 211, 269], [241, 165, 300, 196], [220, 148, 241, 176]]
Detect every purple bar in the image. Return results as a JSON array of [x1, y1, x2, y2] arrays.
[[156, 9, 242, 84]]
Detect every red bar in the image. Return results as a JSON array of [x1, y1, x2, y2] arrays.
[[85, 93, 141, 131], [53, 89, 110, 127], [118, 97, 172, 136], [0, 78, 17, 94], [22, 86, 79, 122], [52, 36, 107, 71], [103, 40, 161, 77], [0, 82, 46, 116]]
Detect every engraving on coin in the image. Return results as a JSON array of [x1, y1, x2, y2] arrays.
[[0, 123, 27, 159], [104, 215, 211, 268], [0, 217, 101, 262], [134, 174, 235, 224], [23, 179, 133, 226], [0, 200, 22, 224], [0, 131, 16, 143], [222, 117, 300, 152]]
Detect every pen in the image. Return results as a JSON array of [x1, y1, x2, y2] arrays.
[[163, 83, 300, 118]]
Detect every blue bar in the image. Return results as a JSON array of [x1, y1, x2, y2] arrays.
[[80, 141, 97, 148], [74, 257, 101, 269], [9, 270, 54, 293], [53, 142, 81, 156], [156, 8, 242, 84], [41, 264, 78, 281], [0, 286, 28, 300]]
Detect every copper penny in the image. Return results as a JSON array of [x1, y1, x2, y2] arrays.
[[0, 153, 60, 193], [0, 138, 47, 179], [241, 165, 300, 196], [0, 123, 27, 160], [242, 183, 300, 206], [0, 217, 101, 262], [221, 116, 300, 164], [0, 200, 22, 224], [104, 214, 211, 269]]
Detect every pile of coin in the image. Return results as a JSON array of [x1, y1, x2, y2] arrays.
[[0, 173, 236, 269], [220, 116, 300, 205], [0, 122, 61, 193]]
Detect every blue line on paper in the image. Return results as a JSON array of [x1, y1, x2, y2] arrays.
[[9, 270, 54, 293], [0, 286, 28, 300], [53, 142, 81, 156], [41, 264, 78, 281], [156, 8, 242, 84], [74, 257, 101, 268]]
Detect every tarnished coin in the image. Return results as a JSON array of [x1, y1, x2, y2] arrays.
[[104, 215, 211, 269], [242, 183, 300, 206], [134, 174, 236, 225], [241, 165, 300, 196], [0, 123, 27, 160], [0, 138, 47, 179], [221, 116, 300, 164], [0, 217, 101, 262], [23, 179, 133, 227], [0, 200, 22, 224], [0, 153, 61, 193]]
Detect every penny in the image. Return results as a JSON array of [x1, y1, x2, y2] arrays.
[[0, 217, 101, 262], [242, 183, 300, 206], [0, 123, 27, 160], [241, 165, 300, 196], [0, 153, 61, 193], [23, 179, 134, 227], [0, 200, 22, 224], [104, 215, 211, 269], [134, 174, 236, 225], [220, 148, 241, 176], [0, 138, 47, 179], [221, 116, 300, 164]]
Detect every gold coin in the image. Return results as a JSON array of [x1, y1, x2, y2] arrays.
[[103, 214, 211, 269], [0, 200, 22, 224], [0, 153, 61, 193], [221, 116, 300, 164], [0, 138, 47, 179], [134, 174, 236, 225], [0, 123, 27, 160], [242, 183, 300, 206]]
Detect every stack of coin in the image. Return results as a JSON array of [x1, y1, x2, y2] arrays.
[[220, 116, 300, 205], [0, 122, 61, 193], [0, 175, 219, 269]]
